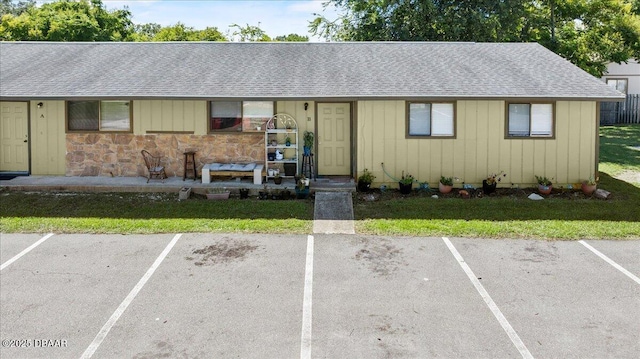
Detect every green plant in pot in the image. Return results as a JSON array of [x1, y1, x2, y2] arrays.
[[535, 175, 553, 195], [581, 175, 597, 195], [303, 131, 314, 155], [273, 172, 283, 185], [296, 174, 310, 199], [483, 171, 506, 195], [285, 135, 291, 146], [357, 168, 375, 192], [398, 171, 414, 195], [439, 176, 453, 194]]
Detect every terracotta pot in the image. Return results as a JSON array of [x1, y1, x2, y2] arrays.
[[581, 182, 597, 195], [439, 182, 453, 194], [538, 184, 552, 195]]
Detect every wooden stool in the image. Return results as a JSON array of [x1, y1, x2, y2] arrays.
[[183, 151, 196, 181], [302, 153, 315, 181]]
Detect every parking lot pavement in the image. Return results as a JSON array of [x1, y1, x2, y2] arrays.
[[312, 235, 521, 358], [91, 233, 308, 359], [580, 239, 640, 275], [0, 233, 51, 264], [0, 234, 176, 359], [452, 238, 640, 359], [1, 233, 639, 359]]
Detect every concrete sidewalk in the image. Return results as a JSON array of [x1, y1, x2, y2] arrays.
[[0, 175, 355, 194], [313, 192, 355, 234]]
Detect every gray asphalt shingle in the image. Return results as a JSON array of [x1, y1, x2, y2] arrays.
[[0, 41, 624, 100]]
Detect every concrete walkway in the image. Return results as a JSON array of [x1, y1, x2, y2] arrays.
[[313, 192, 355, 234], [0, 175, 355, 194]]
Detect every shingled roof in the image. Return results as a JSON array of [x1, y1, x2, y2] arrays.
[[0, 41, 624, 101]]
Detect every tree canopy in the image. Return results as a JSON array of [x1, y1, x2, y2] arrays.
[[0, 0, 132, 41], [311, 0, 640, 76], [1, 0, 308, 43]]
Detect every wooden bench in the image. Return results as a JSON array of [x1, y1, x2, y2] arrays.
[[201, 163, 264, 185]]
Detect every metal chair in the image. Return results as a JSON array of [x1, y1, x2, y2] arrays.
[[141, 150, 167, 183]]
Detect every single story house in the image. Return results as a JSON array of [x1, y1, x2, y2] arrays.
[[0, 41, 624, 187], [602, 59, 639, 96]]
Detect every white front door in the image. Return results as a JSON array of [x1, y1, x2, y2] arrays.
[[0, 102, 29, 172], [317, 103, 351, 176]]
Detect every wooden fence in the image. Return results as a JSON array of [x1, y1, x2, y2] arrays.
[[601, 94, 640, 125]]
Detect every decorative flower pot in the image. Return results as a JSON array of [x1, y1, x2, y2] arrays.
[[357, 181, 371, 192], [206, 192, 230, 200], [439, 182, 453, 194], [538, 184, 552, 195], [295, 187, 310, 199], [482, 180, 497, 195], [303, 146, 311, 156], [399, 182, 413, 195], [281, 190, 291, 200], [581, 183, 597, 195], [274, 177, 283, 185]]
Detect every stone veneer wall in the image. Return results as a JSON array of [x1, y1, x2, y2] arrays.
[[66, 133, 265, 177]]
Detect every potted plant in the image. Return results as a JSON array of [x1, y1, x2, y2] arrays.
[[258, 185, 269, 200], [285, 135, 291, 146], [439, 176, 454, 194], [581, 175, 597, 195], [295, 175, 310, 199], [398, 172, 414, 195], [281, 188, 291, 200], [239, 188, 250, 199], [357, 168, 375, 192], [206, 187, 230, 200], [303, 131, 314, 155], [535, 175, 553, 195], [483, 171, 506, 195], [273, 172, 283, 185]]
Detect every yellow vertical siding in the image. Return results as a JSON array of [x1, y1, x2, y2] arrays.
[[357, 100, 597, 187], [30, 101, 65, 175], [133, 100, 207, 135], [276, 101, 316, 169]]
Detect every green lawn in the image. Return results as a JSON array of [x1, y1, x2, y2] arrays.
[[354, 173, 640, 239], [1, 125, 639, 239], [0, 192, 313, 234], [599, 125, 640, 186], [355, 125, 640, 239]]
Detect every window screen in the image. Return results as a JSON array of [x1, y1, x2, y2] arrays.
[[408, 102, 454, 137], [211, 101, 242, 131], [508, 104, 530, 137], [409, 103, 431, 136], [68, 101, 99, 131]]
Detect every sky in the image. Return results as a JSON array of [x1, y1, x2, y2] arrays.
[[102, 0, 341, 41]]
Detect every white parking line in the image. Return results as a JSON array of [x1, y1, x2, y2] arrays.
[[300, 235, 314, 359], [579, 240, 640, 285], [0, 233, 54, 271], [443, 237, 534, 359], [80, 233, 182, 359]]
